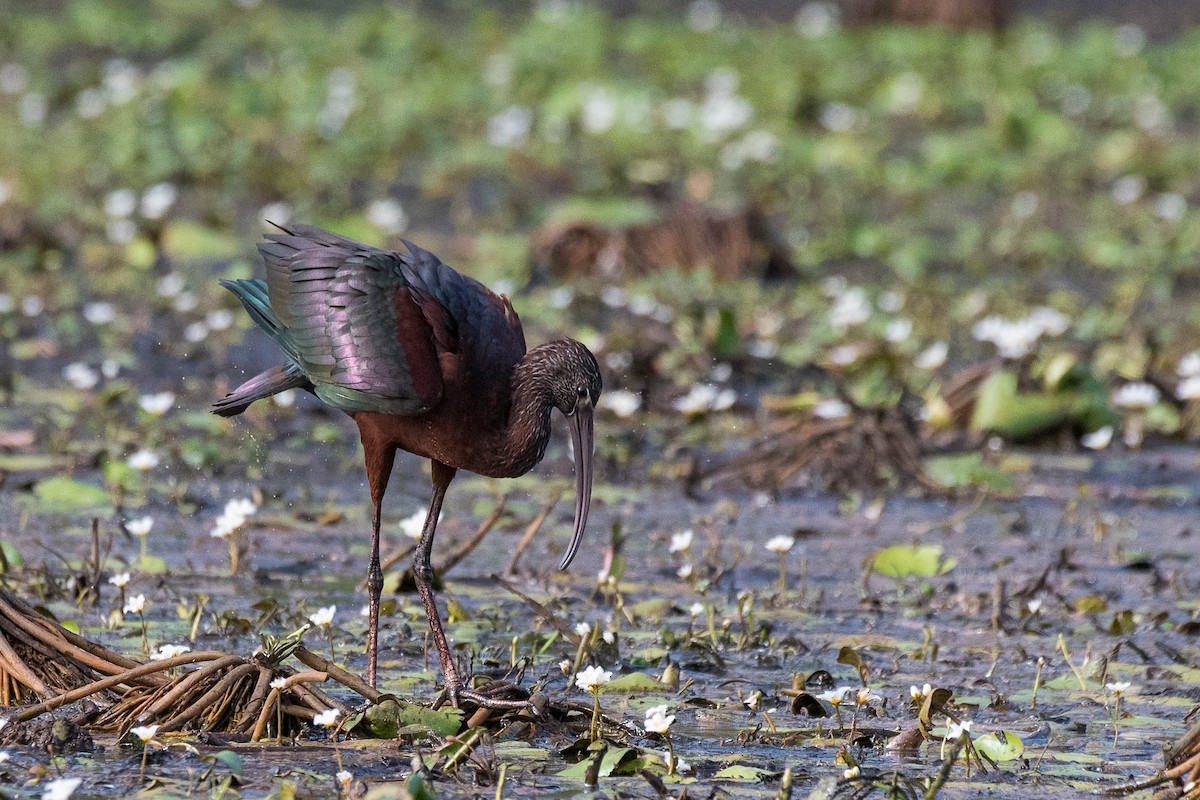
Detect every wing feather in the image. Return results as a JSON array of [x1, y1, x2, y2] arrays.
[[253, 224, 525, 416]]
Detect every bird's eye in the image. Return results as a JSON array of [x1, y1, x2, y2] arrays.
[[576, 387, 588, 398]]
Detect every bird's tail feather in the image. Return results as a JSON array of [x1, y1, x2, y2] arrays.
[[220, 278, 283, 335], [213, 362, 309, 417]]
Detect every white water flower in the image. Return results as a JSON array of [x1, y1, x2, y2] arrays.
[[127, 449, 160, 471], [108, 572, 131, 588], [677, 563, 694, 579], [126, 516, 154, 537], [971, 316, 1042, 359], [574, 665, 612, 692], [123, 594, 146, 615], [764, 535, 795, 554], [42, 777, 83, 800], [1113, 382, 1160, 410], [156, 273, 185, 298], [1106, 681, 1132, 694], [812, 399, 850, 420], [138, 391, 175, 416], [915, 341, 948, 370], [486, 105, 533, 148], [309, 605, 336, 627], [574, 621, 592, 638], [1154, 192, 1186, 221], [64, 362, 100, 390], [600, 389, 641, 418], [366, 198, 407, 234], [260, 201, 293, 227], [644, 704, 676, 733], [817, 686, 859, 704], [336, 770, 353, 787], [312, 708, 339, 727], [602, 630, 615, 645], [829, 287, 871, 330], [669, 529, 694, 553], [0, 62, 27, 94], [173, 292, 198, 312], [183, 322, 208, 342], [210, 498, 256, 539], [129, 724, 159, 742], [107, 219, 137, 244], [1112, 175, 1145, 206], [885, 318, 912, 343], [828, 345, 860, 366], [1177, 352, 1200, 378], [1177, 376, 1200, 401], [400, 508, 439, 539], [673, 384, 735, 415], [796, 2, 839, 37], [206, 309, 234, 331], [1081, 426, 1113, 450], [270, 677, 288, 690], [946, 719, 973, 739], [150, 644, 190, 661], [140, 182, 177, 220], [83, 301, 116, 325], [1027, 307, 1070, 336], [689, 602, 705, 618], [1114, 23, 1146, 56], [105, 188, 137, 218], [582, 86, 618, 134]]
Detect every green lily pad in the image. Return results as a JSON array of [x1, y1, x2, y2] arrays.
[[870, 544, 957, 578], [24, 476, 114, 516], [925, 453, 1015, 491], [603, 672, 665, 694], [713, 765, 775, 781], [557, 745, 636, 779], [350, 698, 463, 738], [0, 453, 71, 472], [974, 731, 1025, 762]]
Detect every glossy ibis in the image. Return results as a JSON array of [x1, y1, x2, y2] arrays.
[[214, 223, 601, 708]]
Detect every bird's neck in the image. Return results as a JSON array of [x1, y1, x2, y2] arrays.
[[492, 346, 559, 478]]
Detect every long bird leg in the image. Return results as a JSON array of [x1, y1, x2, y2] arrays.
[[417, 461, 530, 710], [363, 439, 397, 689]]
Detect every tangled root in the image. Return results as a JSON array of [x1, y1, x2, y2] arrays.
[[530, 201, 795, 282], [712, 404, 927, 496], [0, 588, 158, 706]]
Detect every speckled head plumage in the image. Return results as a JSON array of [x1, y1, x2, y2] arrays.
[[519, 337, 601, 570]]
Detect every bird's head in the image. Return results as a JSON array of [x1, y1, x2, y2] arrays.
[[536, 338, 602, 571]]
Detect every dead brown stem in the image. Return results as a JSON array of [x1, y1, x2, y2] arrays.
[[437, 493, 507, 574], [13, 650, 227, 723], [505, 492, 562, 575], [294, 646, 379, 702], [159, 662, 258, 732]]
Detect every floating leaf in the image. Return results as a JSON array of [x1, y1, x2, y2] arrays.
[[604, 672, 664, 694], [557, 745, 636, 778], [836, 646, 870, 685], [973, 731, 1025, 762], [24, 477, 114, 516], [0, 453, 71, 472], [713, 765, 775, 781], [870, 544, 956, 578], [0, 541, 24, 571], [925, 453, 1015, 491]]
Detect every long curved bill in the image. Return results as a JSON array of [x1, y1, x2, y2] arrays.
[[559, 397, 594, 570]]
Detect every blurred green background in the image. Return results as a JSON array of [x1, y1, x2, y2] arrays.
[[3, 0, 1198, 298]]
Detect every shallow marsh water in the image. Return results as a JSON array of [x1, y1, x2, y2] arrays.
[[2, 392, 1198, 797]]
